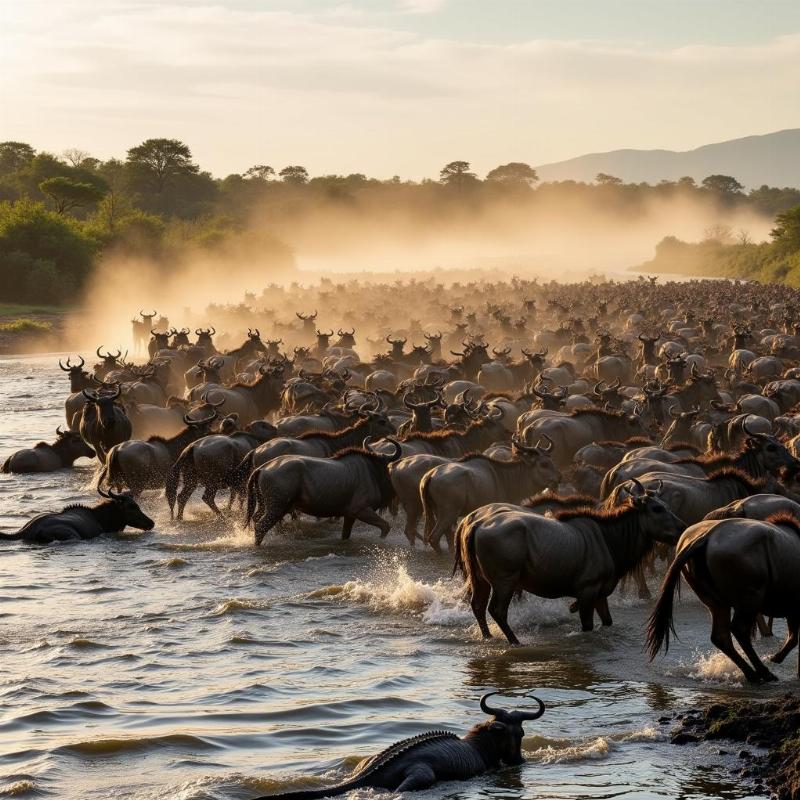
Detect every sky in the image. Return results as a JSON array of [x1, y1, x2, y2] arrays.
[[2, 0, 800, 179]]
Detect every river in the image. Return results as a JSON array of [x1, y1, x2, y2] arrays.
[[0, 354, 783, 799]]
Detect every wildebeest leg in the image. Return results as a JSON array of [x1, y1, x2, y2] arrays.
[[403, 508, 420, 546], [577, 599, 595, 632], [394, 764, 437, 792], [756, 614, 774, 638], [487, 584, 520, 646], [254, 504, 288, 546], [470, 575, 492, 638], [175, 478, 197, 521], [770, 615, 799, 666], [730, 609, 777, 682], [595, 596, 613, 626], [354, 508, 391, 538], [341, 516, 355, 539], [708, 605, 759, 683], [201, 487, 221, 515]]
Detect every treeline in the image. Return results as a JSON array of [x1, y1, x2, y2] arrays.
[[2, 138, 800, 303], [642, 206, 800, 285]]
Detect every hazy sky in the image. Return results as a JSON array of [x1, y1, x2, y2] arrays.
[[3, 0, 799, 179]]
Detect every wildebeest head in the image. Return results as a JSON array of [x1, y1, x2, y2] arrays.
[[687, 363, 721, 405], [620, 478, 685, 544], [171, 327, 191, 348], [96, 347, 122, 373], [53, 426, 96, 461], [386, 334, 407, 358], [358, 397, 397, 438], [511, 434, 561, 488], [97, 488, 155, 530], [472, 692, 546, 767], [82, 385, 123, 427], [520, 347, 548, 374], [336, 327, 356, 348], [59, 355, 95, 392], [150, 330, 170, 351], [742, 418, 799, 475]]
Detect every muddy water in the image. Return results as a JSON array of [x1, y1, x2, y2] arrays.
[[0, 355, 784, 799]]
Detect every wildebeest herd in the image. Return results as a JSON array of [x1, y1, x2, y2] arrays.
[[5, 276, 800, 702]]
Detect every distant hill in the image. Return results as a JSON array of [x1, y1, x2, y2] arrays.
[[534, 129, 800, 189]]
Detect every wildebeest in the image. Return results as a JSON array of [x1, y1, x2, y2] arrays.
[[2, 428, 95, 473], [523, 408, 648, 470], [607, 468, 793, 527], [421, 437, 560, 552], [165, 420, 276, 518], [648, 513, 800, 683], [455, 481, 684, 644], [100, 411, 219, 495], [703, 493, 800, 521], [195, 364, 284, 424], [252, 692, 545, 799], [0, 489, 154, 544], [78, 386, 132, 463], [246, 440, 402, 545]]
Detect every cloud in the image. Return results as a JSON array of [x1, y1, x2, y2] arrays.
[[0, 2, 798, 178], [396, 0, 448, 13]]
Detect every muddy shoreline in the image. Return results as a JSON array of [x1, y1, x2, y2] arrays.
[[669, 694, 800, 799]]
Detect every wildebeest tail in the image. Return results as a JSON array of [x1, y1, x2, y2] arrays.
[[245, 468, 261, 527], [452, 515, 478, 589], [420, 471, 437, 542], [646, 537, 706, 660], [228, 450, 255, 498], [165, 449, 190, 513]]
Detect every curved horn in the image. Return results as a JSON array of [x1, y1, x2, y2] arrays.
[[97, 487, 111, 499], [668, 405, 681, 418], [537, 432, 554, 453], [480, 692, 506, 718], [629, 477, 645, 497], [58, 359, 70, 371], [56, 425, 64, 436], [96, 346, 105, 358], [82, 388, 97, 401]]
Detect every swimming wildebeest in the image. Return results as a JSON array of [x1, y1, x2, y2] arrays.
[[252, 691, 545, 798], [0, 489, 154, 544], [455, 479, 684, 644], [2, 427, 95, 473], [648, 513, 800, 683], [246, 439, 403, 545]]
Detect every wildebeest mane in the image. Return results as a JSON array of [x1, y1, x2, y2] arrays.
[[402, 419, 489, 442], [570, 408, 626, 419], [296, 419, 365, 440], [665, 441, 701, 453], [705, 468, 766, 490], [522, 491, 595, 509], [766, 512, 800, 536]]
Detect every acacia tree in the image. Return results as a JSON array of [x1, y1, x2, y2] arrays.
[[39, 177, 107, 214], [440, 161, 477, 190], [701, 174, 744, 195], [279, 166, 309, 185], [0, 141, 35, 175], [486, 162, 538, 186], [244, 165, 275, 180], [771, 206, 800, 253], [596, 173, 623, 185], [126, 138, 198, 193], [62, 148, 92, 168]]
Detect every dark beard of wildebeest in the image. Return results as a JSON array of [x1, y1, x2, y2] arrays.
[[454, 483, 685, 645], [250, 692, 545, 799], [2, 427, 95, 473], [599, 430, 799, 499], [148, 330, 171, 359], [246, 440, 402, 545], [607, 468, 800, 528], [165, 420, 277, 520], [0, 489, 154, 545], [99, 411, 219, 496], [522, 407, 648, 470], [78, 386, 132, 464], [647, 512, 800, 684], [230, 410, 397, 498], [421, 437, 560, 552]]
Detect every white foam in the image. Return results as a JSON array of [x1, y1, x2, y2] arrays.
[[530, 736, 612, 764]]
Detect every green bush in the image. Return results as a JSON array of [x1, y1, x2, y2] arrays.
[[0, 318, 52, 334]]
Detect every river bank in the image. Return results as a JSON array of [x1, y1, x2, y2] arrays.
[[0, 304, 70, 355], [669, 693, 800, 799]]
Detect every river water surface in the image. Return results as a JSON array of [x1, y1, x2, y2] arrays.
[[0, 355, 786, 800]]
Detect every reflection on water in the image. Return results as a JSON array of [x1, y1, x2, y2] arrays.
[[0, 356, 778, 799]]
